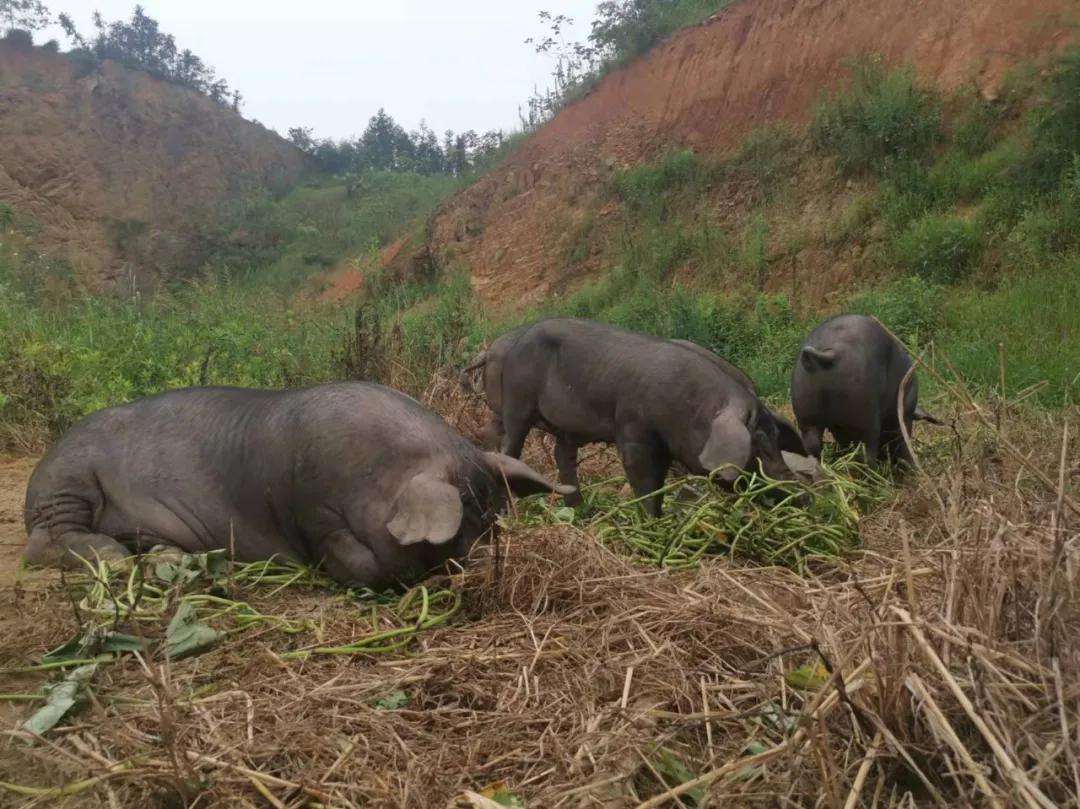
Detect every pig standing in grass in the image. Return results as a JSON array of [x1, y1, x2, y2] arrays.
[[23, 382, 572, 589], [460, 318, 803, 517], [790, 314, 941, 467]]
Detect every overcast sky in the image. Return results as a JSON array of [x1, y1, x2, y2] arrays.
[[45, 0, 599, 139]]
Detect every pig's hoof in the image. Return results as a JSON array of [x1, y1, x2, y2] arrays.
[[146, 544, 186, 564]]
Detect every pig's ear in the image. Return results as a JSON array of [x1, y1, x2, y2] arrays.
[[386, 474, 463, 546], [484, 452, 576, 497], [699, 412, 752, 483]]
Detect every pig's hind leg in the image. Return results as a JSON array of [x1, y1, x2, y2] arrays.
[[24, 492, 130, 570]]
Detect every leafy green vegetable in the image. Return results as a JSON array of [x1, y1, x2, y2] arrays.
[[758, 701, 798, 734], [162, 602, 222, 660], [43, 630, 146, 663], [155, 549, 229, 588], [101, 633, 146, 654], [551, 506, 576, 524], [20, 663, 97, 736]]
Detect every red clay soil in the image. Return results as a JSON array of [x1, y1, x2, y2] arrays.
[[0, 43, 305, 291], [428, 0, 1078, 311]]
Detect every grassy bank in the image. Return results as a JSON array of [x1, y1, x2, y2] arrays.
[[0, 169, 463, 450], [209, 170, 460, 289], [0, 272, 352, 451]]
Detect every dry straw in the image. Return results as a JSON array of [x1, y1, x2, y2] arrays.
[[0, 360, 1076, 808]]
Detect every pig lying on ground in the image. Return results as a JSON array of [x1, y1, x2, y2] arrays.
[[24, 382, 571, 589]]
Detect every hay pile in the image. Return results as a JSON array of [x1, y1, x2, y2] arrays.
[[0, 382, 1077, 808]]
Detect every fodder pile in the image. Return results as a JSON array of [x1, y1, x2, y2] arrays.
[[514, 452, 893, 571], [0, 390, 1077, 807]]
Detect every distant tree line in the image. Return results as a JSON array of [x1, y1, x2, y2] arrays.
[[288, 110, 510, 177], [0, 1, 241, 109], [58, 5, 241, 108], [0, 1, 50, 35]]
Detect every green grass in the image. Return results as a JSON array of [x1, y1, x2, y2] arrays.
[[338, 48, 1080, 410], [0, 165, 468, 448], [213, 171, 461, 288], [810, 56, 941, 176], [940, 262, 1080, 406], [847, 276, 940, 348], [892, 213, 982, 285], [0, 264, 353, 449], [613, 149, 703, 215]]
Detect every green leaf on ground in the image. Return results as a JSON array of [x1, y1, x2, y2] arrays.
[[759, 701, 798, 734], [371, 690, 410, 710], [100, 632, 146, 654], [651, 748, 704, 804], [43, 630, 145, 662], [41, 635, 85, 663], [21, 663, 98, 736], [162, 602, 222, 660], [784, 661, 830, 690]]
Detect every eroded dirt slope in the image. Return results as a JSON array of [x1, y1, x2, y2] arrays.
[[429, 0, 1078, 310], [0, 41, 307, 291]]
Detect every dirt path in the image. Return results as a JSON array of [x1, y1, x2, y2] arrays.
[[0, 456, 55, 731], [0, 456, 36, 587]]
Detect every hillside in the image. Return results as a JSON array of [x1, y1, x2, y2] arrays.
[[428, 0, 1079, 309], [0, 38, 306, 291], [0, 5, 1079, 807]]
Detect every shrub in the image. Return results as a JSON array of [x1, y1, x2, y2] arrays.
[[618, 220, 698, 283], [1005, 163, 1080, 267], [66, 47, 99, 79], [1024, 46, 1080, 193], [0, 270, 353, 450], [951, 90, 1006, 156], [827, 192, 879, 245], [810, 56, 941, 176], [932, 137, 1024, 203], [893, 214, 982, 285], [211, 172, 459, 289], [879, 159, 943, 232], [613, 149, 701, 214], [396, 272, 476, 372], [336, 303, 388, 384], [2, 28, 34, 49], [726, 124, 798, 191], [589, 0, 735, 66], [848, 276, 941, 347]]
